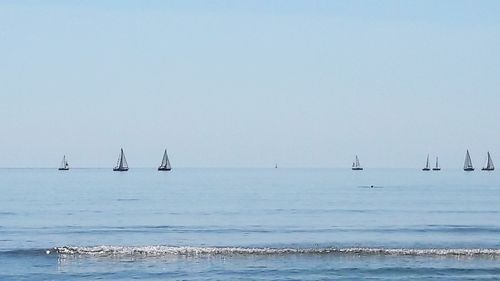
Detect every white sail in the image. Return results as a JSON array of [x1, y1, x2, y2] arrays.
[[115, 153, 121, 168], [352, 155, 362, 170], [483, 152, 495, 170], [422, 154, 431, 170], [60, 156, 66, 169], [121, 149, 128, 169], [114, 148, 128, 170], [59, 155, 69, 170], [160, 150, 168, 167], [435, 157, 439, 169], [159, 149, 171, 170], [464, 150, 474, 170], [487, 152, 494, 170]]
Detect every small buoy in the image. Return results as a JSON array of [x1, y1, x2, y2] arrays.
[[46, 250, 51, 255]]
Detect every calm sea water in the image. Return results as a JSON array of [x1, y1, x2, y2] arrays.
[[1, 168, 500, 280]]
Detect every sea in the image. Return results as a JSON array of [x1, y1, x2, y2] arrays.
[[1, 168, 500, 280]]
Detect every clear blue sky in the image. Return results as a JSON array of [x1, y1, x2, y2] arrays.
[[0, 0, 499, 168]]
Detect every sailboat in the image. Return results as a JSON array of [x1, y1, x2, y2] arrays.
[[275, 163, 278, 169], [58, 155, 69, 170], [482, 152, 495, 171], [464, 150, 474, 171], [113, 148, 129, 171], [432, 156, 441, 171], [352, 155, 363, 170], [158, 149, 172, 171], [422, 154, 431, 171]]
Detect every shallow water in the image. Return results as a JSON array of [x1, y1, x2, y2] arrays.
[[1, 168, 500, 279]]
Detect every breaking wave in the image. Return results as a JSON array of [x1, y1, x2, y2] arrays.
[[51, 246, 500, 257]]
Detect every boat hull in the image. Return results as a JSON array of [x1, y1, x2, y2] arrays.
[[422, 168, 430, 171], [58, 168, 69, 171], [481, 168, 494, 171], [464, 168, 474, 171], [158, 168, 172, 171], [432, 168, 441, 171], [351, 168, 363, 171], [113, 168, 128, 172]]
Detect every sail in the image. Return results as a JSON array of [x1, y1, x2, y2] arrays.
[[352, 155, 362, 170], [464, 150, 473, 170], [60, 155, 68, 169], [483, 152, 495, 170], [115, 152, 121, 168], [166, 157, 171, 170], [120, 149, 128, 169], [487, 152, 494, 170], [424, 155, 430, 169], [159, 149, 171, 170], [115, 148, 128, 170], [160, 150, 168, 168], [435, 157, 439, 169]]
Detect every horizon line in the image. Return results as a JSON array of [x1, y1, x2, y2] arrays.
[[0, 167, 482, 170]]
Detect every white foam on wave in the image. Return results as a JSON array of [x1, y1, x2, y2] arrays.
[[54, 246, 500, 257]]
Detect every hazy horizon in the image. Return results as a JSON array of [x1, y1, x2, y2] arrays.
[[1, 1, 499, 168]]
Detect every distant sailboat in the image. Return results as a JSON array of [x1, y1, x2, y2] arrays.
[[58, 155, 69, 171], [432, 156, 441, 171], [464, 150, 474, 171], [275, 163, 278, 169], [352, 155, 363, 170], [158, 149, 172, 171], [113, 148, 129, 171], [482, 152, 495, 171], [422, 154, 431, 171]]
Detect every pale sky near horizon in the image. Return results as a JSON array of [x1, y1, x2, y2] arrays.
[[0, 1, 499, 168]]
